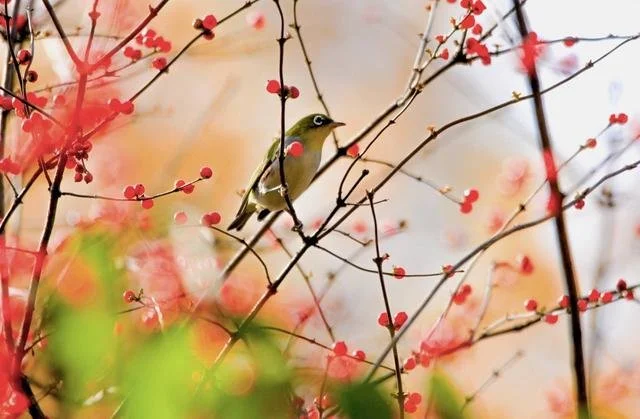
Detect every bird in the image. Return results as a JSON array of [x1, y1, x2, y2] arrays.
[[228, 113, 345, 231]]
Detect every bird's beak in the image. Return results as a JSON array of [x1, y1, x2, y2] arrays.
[[329, 121, 345, 128]]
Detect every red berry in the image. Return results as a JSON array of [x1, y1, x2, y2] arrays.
[[601, 291, 614, 303], [585, 138, 597, 148], [588, 289, 600, 303], [289, 86, 300, 99], [617, 279, 627, 291], [108, 98, 122, 112], [460, 284, 472, 295], [403, 358, 416, 371], [471, 0, 486, 14], [332, 341, 347, 356], [134, 183, 145, 195], [577, 299, 588, 312], [452, 292, 466, 305], [524, 299, 538, 311], [346, 144, 359, 158], [463, 188, 479, 203], [53, 94, 66, 106], [74, 172, 83, 182], [120, 101, 134, 115], [141, 199, 154, 209], [442, 264, 454, 275], [200, 166, 213, 179], [123, 185, 136, 199], [617, 113, 628, 124], [246, 11, 265, 30], [544, 313, 558, 324], [123, 290, 136, 303], [517, 254, 534, 275], [419, 353, 431, 368], [352, 350, 366, 361], [563, 37, 577, 47], [174, 211, 188, 225], [459, 14, 475, 29], [558, 295, 569, 309], [266, 79, 281, 94], [143, 28, 157, 39], [393, 266, 406, 279], [403, 401, 417, 413], [84, 173, 93, 183], [625, 289, 635, 300], [574, 199, 585, 210], [26, 70, 38, 82], [287, 141, 304, 157], [17, 49, 31, 64], [459, 201, 473, 214], [152, 57, 167, 70], [408, 393, 422, 405], [394, 311, 408, 329], [378, 312, 390, 327], [202, 14, 218, 30]]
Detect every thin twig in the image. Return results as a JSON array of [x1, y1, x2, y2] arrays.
[[291, 0, 338, 148], [367, 191, 404, 418]]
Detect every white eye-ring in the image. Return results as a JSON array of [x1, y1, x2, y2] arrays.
[[313, 115, 324, 126]]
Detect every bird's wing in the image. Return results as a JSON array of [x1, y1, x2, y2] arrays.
[[234, 137, 281, 216]]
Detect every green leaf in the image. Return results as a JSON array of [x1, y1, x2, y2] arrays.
[[122, 327, 200, 419], [48, 307, 116, 399], [429, 369, 466, 419], [336, 382, 393, 419]]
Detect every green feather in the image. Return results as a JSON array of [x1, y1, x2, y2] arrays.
[[228, 113, 344, 231]]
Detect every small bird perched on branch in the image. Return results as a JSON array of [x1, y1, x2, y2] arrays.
[[228, 113, 344, 231]]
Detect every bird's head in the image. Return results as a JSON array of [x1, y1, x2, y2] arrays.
[[286, 114, 345, 146]]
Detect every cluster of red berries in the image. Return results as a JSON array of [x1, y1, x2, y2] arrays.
[[404, 392, 422, 413], [528, 279, 635, 325], [330, 341, 366, 362], [193, 14, 218, 40], [609, 113, 628, 124], [459, 188, 479, 214], [122, 183, 154, 208], [201, 211, 221, 226], [452, 283, 472, 305], [266, 80, 300, 99], [1, 92, 47, 119], [378, 311, 408, 330]]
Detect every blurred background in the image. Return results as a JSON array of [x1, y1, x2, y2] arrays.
[[6, 0, 640, 417]]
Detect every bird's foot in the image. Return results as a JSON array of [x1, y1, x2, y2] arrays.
[[278, 185, 288, 197], [291, 220, 304, 232]]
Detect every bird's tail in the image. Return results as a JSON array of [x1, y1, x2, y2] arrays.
[[227, 201, 257, 231]]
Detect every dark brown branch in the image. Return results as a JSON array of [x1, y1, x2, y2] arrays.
[[511, 2, 588, 415]]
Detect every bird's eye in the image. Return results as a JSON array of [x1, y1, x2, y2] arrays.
[[313, 115, 324, 126]]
